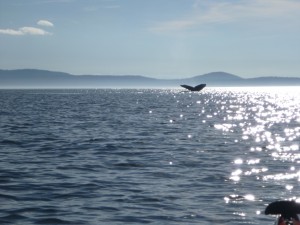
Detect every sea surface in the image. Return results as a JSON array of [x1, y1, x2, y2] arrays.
[[0, 87, 300, 225]]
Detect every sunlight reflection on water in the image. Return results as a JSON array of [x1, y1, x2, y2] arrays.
[[212, 87, 300, 220], [1, 87, 300, 224]]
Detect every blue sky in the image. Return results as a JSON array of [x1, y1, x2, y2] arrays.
[[0, 0, 300, 79]]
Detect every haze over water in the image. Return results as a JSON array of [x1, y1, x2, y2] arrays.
[[0, 87, 300, 224]]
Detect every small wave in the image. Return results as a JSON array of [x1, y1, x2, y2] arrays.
[[113, 162, 145, 168], [0, 139, 22, 145], [0, 193, 18, 201], [0, 213, 28, 222], [34, 218, 72, 224], [111, 215, 152, 224], [83, 206, 120, 212]]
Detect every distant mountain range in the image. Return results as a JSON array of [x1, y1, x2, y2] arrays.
[[1, 69, 300, 88]]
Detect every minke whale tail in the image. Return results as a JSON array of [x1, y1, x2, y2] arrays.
[[180, 84, 206, 92]]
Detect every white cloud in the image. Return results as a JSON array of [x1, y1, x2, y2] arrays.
[[0, 27, 51, 36], [0, 29, 23, 35], [0, 19, 53, 36], [151, 0, 300, 32], [37, 20, 54, 27], [20, 27, 51, 35]]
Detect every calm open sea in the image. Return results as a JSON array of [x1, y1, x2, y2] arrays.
[[0, 87, 300, 225]]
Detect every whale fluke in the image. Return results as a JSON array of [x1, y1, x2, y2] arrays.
[[180, 84, 206, 92]]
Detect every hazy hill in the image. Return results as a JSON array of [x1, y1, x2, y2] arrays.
[[181, 72, 244, 85], [247, 76, 300, 86], [195, 72, 242, 81], [0, 69, 161, 88], [0, 69, 300, 88]]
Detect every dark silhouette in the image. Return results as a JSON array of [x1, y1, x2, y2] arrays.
[[2, 69, 300, 88], [265, 201, 300, 224], [180, 84, 206, 92]]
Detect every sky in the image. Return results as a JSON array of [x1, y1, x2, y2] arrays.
[[0, 0, 300, 79]]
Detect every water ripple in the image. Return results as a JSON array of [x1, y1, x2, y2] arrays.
[[0, 88, 300, 224]]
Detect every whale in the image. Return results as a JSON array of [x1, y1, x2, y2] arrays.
[[180, 84, 206, 92]]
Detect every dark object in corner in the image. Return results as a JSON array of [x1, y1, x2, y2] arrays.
[[180, 84, 206, 92], [265, 201, 300, 220]]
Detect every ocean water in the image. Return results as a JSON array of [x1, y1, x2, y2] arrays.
[[0, 87, 300, 225]]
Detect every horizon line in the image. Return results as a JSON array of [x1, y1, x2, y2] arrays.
[[1, 68, 300, 80]]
